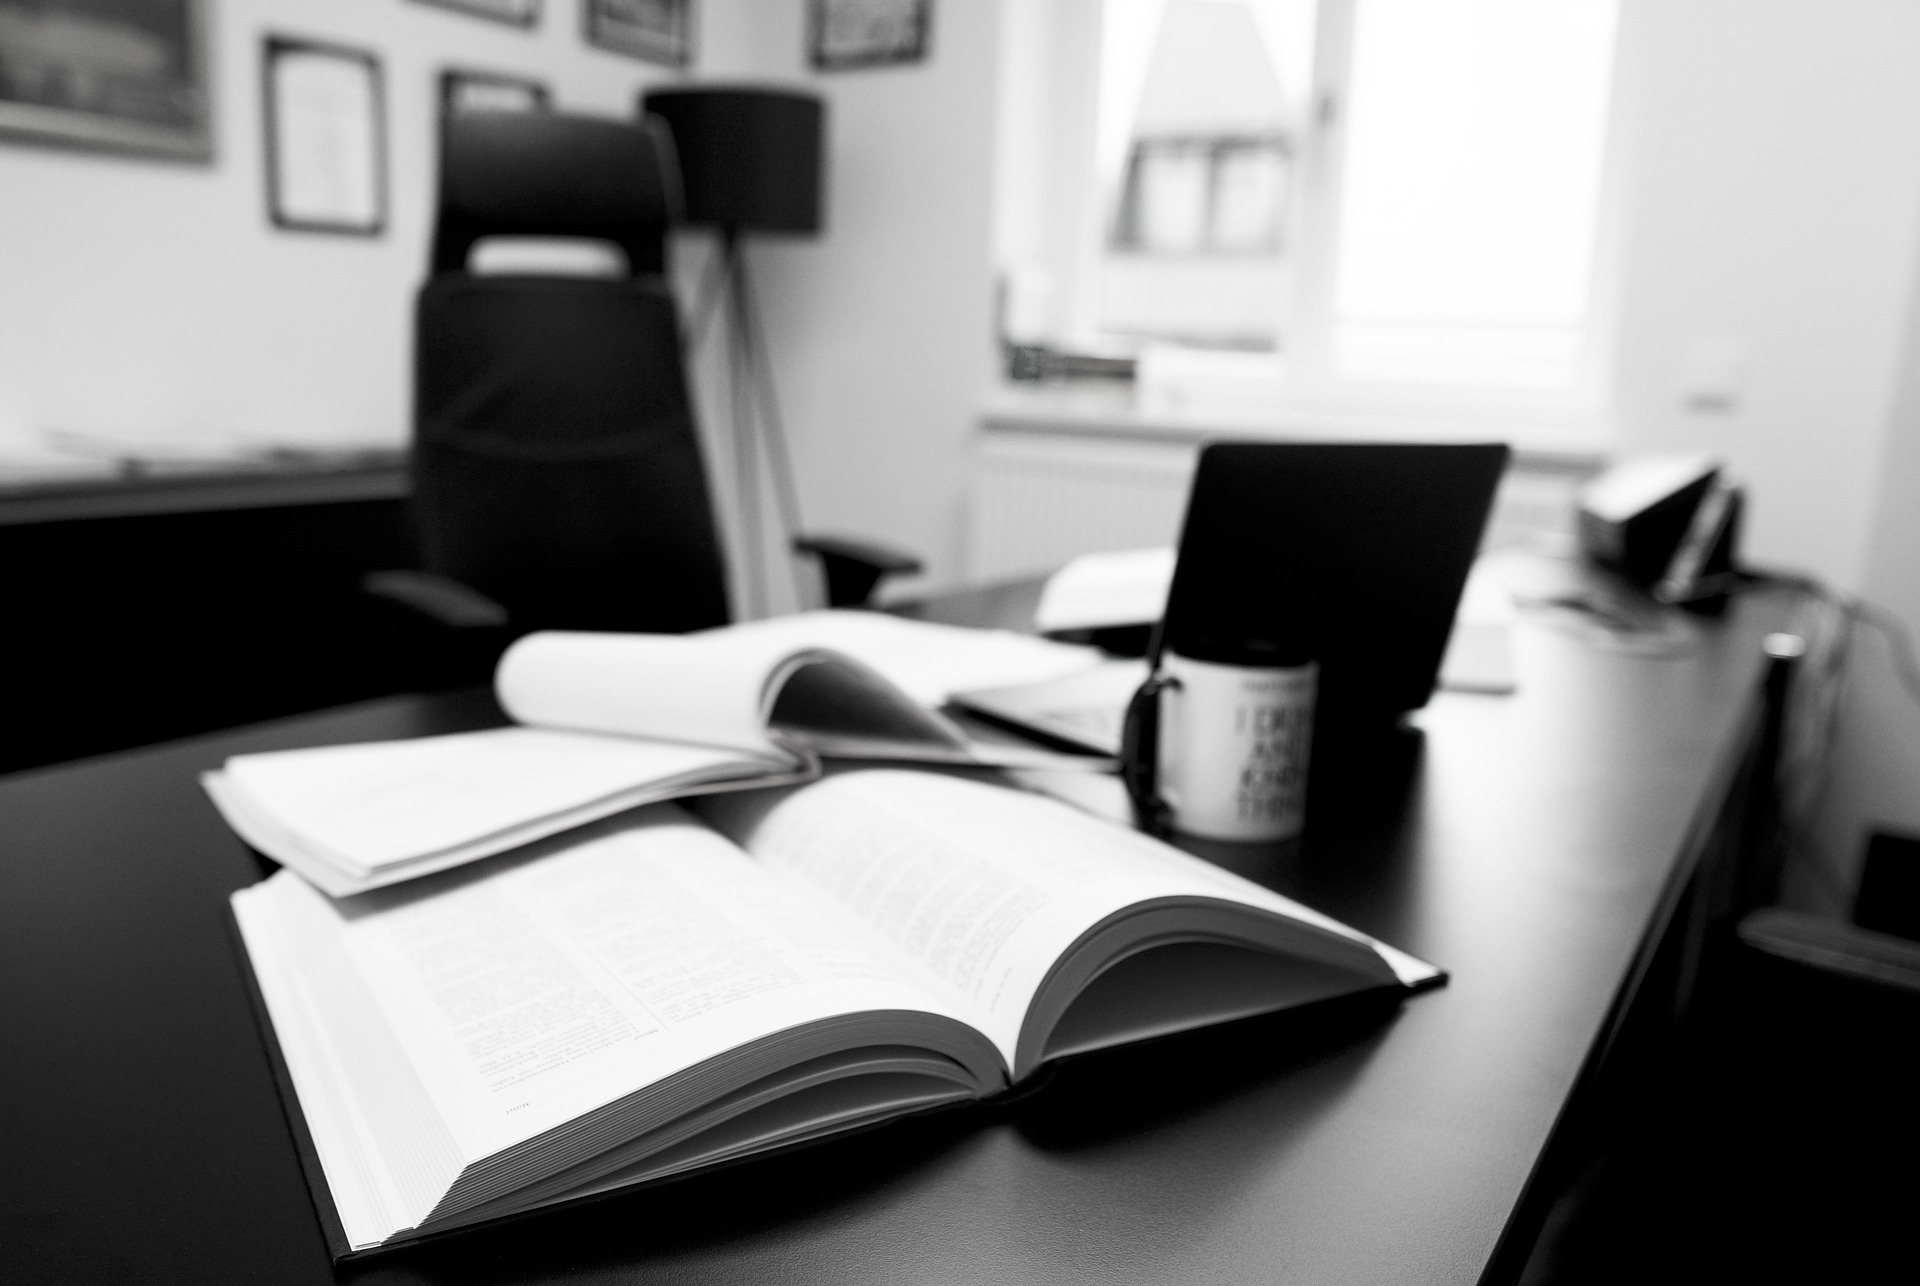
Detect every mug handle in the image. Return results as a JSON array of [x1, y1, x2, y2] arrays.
[[1120, 669, 1177, 837]]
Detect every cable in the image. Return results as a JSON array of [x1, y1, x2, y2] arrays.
[[1742, 578, 1920, 912], [1846, 598, 1920, 712]]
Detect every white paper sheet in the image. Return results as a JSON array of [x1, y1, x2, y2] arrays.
[[213, 727, 783, 884], [1033, 547, 1176, 634], [1436, 559, 1520, 694]]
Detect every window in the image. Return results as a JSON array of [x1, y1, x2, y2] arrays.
[[1328, 0, 1619, 389], [1098, 0, 1315, 349], [998, 0, 1622, 410]]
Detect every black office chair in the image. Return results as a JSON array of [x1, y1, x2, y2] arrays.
[[368, 112, 916, 687]]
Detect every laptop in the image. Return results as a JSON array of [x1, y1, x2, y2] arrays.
[[954, 440, 1511, 753]]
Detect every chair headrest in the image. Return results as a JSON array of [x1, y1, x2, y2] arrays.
[[430, 112, 683, 277]]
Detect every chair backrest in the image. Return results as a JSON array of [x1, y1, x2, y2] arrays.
[[414, 112, 730, 634], [430, 112, 682, 275]]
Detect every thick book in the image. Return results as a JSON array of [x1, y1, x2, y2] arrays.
[[230, 769, 1441, 1259], [204, 614, 1103, 896]]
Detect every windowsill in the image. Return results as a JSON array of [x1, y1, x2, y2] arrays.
[[978, 379, 1610, 472]]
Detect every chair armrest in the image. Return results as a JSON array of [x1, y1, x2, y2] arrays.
[[792, 534, 922, 574], [363, 570, 510, 629], [792, 534, 924, 608], [1737, 907, 1920, 995]]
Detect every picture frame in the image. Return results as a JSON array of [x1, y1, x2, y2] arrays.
[[409, 0, 541, 27], [262, 37, 386, 237], [440, 69, 550, 118], [584, 0, 693, 68], [809, 0, 932, 71], [0, 0, 212, 160]]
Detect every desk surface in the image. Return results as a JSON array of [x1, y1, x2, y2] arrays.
[[0, 561, 1800, 1285]]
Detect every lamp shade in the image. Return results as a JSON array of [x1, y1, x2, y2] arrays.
[[640, 86, 824, 234]]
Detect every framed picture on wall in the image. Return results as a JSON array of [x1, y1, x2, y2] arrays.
[[440, 69, 550, 117], [263, 37, 386, 236], [0, 0, 212, 159], [809, 0, 932, 71], [585, 0, 694, 68], [409, 0, 542, 26]]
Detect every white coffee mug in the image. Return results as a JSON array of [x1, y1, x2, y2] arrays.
[[1155, 652, 1317, 842]]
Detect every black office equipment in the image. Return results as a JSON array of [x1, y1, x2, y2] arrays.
[[1578, 452, 1743, 605], [1149, 438, 1506, 710], [1854, 829, 1920, 941], [1121, 440, 1509, 827], [1164, 441, 1509, 725]]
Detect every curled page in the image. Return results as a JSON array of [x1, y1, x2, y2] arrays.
[[496, 632, 798, 755], [496, 630, 976, 762], [700, 611, 1103, 707]]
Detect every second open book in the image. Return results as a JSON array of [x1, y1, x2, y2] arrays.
[[233, 769, 1441, 1259], [203, 613, 1103, 895]]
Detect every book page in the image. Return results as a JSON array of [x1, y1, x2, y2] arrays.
[[234, 807, 997, 1245], [706, 771, 1388, 1072], [218, 727, 785, 877], [497, 628, 985, 759], [702, 611, 1102, 707], [496, 632, 804, 754]]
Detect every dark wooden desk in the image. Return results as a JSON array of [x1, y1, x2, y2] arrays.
[[0, 562, 1802, 1284], [0, 458, 412, 774]]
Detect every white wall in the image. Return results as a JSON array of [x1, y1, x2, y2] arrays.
[[1863, 199, 1920, 637], [1793, 619, 1920, 916], [0, 0, 690, 456], [1811, 9, 1920, 906], [1608, 0, 1920, 592]]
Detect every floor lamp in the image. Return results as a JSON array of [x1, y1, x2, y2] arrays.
[[642, 86, 825, 618]]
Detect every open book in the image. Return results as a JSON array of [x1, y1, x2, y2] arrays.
[[231, 769, 1440, 1259], [204, 616, 1103, 896]]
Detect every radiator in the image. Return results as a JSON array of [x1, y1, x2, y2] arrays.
[[966, 434, 1199, 582]]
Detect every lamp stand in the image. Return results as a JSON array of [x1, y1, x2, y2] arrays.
[[694, 228, 808, 619]]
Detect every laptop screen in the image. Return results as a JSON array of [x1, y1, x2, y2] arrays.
[[1160, 441, 1510, 729]]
